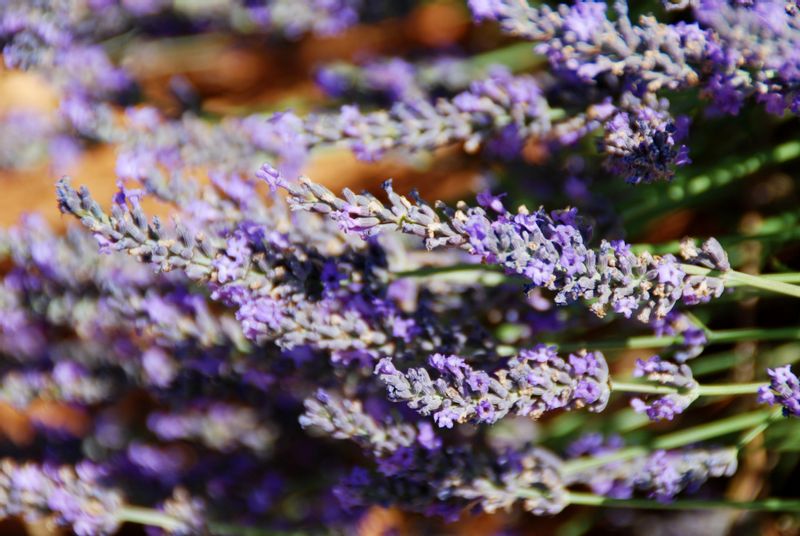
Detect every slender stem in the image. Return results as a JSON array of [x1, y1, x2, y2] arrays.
[[610, 381, 763, 396], [652, 409, 772, 450], [468, 42, 545, 73], [730, 273, 800, 285], [632, 211, 800, 255], [611, 382, 677, 395], [681, 264, 800, 299], [622, 140, 800, 224], [208, 522, 312, 536], [697, 383, 764, 396], [117, 506, 186, 532], [118, 507, 309, 535], [562, 409, 773, 475], [552, 326, 800, 353], [737, 407, 784, 449], [564, 492, 800, 512], [393, 263, 505, 278]]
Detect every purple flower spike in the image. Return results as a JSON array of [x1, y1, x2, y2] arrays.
[[375, 345, 610, 427], [279, 178, 730, 322]]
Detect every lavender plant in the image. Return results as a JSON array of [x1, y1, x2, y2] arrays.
[[0, 0, 797, 534]]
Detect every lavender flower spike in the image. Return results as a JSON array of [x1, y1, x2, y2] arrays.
[[758, 365, 800, 417], [566, 436, 738, 502], [375, 345, 610, 428], [276, 173, 729, 322], [0, 459, 123, 535], [629, 356, 700, 421], [299, 389, 420, 456]]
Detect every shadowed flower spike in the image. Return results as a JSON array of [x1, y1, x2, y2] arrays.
[[277, 177, 729, 322], [375, 345, 610, 427], [758, 365, 800, 417], [629, 356, 700, 421], [600, 94, 691, 184], [566, 437, 738, 502], [300, 391, 569, 516], [0, 459, 123, 535], [299, 389, 421, 456]]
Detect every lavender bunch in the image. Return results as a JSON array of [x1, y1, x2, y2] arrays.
[[375, 345, 610, 428], [55, 176, 498, 368], [0, 1, 798, 532], [276, 174, 730, 322]]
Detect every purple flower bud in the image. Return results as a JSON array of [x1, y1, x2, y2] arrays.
[[759, 365, 800, 417]]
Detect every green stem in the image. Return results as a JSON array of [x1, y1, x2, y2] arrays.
[[697, 383, 764, 396], [552, 325, 800, 353], [393, 263, 504, 278], [562, 409, 773, 475], [118, 507, 309, 535], [468, 42, 545, 73], [564, 492, 800, 512], [610, 381, 763, 396], [632, 212, 800, 256], [622, 140, 800, 224], [610, 382, 677, 395], [681, 265, 800, 299], [117, 506, 186, 532], [737, 407, 785, 449]]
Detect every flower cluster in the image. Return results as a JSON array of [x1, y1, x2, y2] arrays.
[[375, 346, 610, 427]]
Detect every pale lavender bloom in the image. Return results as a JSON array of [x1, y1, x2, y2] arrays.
[[302, 390, 568, 516], [0, 459, 123, 535], [141, 347, 178, 387], [651, 311, 708, 362], [316, 55, 478, 102], [147, 403, 276, 453], [376, 346, 610, 427], [629, 356, 700, 421], [758, 365, 800, 417], [566, 438, 738, 502]]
